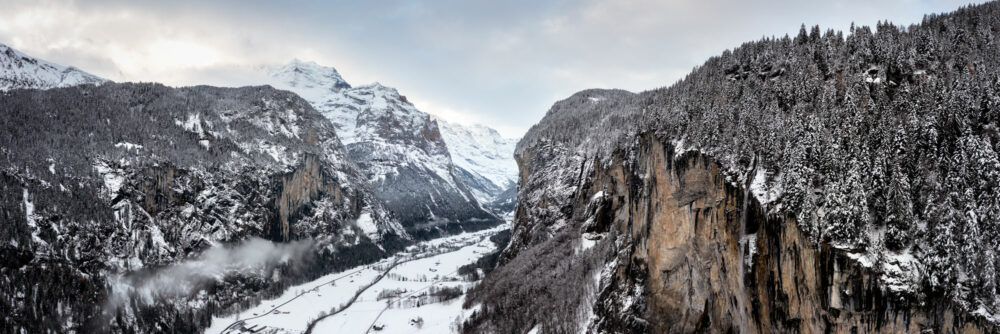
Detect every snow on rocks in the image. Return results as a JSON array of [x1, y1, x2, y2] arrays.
[[93, 161, 126, 201], [21, 188, 46, 246]]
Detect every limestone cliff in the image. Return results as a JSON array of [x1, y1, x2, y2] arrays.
[[270, 155, 336, 241], [584, 135, 992, 333], [469, 134, 995, 334]]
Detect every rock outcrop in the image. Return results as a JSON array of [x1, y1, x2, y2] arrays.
[[476, 133, 995, 333], [583, 135, 991, 333]]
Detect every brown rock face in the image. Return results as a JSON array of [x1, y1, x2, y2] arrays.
[[515, 134, 994, 333], [270, 154, 340, 241], [138, 165, 177, 213]]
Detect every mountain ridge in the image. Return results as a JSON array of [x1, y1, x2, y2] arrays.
[[0, 43, 106, 91], [436, 117, 519, 205], [261, 60, 505, 235]]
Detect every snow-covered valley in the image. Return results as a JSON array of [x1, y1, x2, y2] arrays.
[[207, 225, 507, 334]]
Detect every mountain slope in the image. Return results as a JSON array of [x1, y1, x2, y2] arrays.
[[466, 3, 1000, 333], [264, 60, 502, 236], [436, 119, 518, 207], [0, 80, 410, 333], [0, 43, 106, 91]]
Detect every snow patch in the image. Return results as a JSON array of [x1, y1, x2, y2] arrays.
[[749, 169, 782, 206], [581, 232, 602, 252], [94, 161, 125, 200], [23, 188, 46, 245], [114, 142, 143, 151], [742, 233, 757, 269]]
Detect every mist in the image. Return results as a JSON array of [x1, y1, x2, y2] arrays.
[[106, 237, 315, 310]]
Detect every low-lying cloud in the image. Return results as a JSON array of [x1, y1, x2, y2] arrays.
[[106, 237, 314, 310]]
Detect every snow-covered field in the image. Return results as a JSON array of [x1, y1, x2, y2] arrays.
[[207, 226, 505, 334]]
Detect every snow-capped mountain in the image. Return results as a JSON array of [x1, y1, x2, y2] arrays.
[[0, 43, 106, 91], [265, 58, 351, 101], [264, 60, 502, 236], [436, 119, 518, 205], [0, 48, 413, 333]]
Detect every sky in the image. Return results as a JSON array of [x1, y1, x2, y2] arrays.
[[0, 0, 988, 137]]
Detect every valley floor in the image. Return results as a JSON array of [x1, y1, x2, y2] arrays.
[[205, 225, 506, 334]]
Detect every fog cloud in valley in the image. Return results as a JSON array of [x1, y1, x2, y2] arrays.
[[106, 238, 314, 310]]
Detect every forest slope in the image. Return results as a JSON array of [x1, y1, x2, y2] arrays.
[[468, 2, 1000, 333]]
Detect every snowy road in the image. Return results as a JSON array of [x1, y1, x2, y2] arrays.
[[206, 226, 504, 334]]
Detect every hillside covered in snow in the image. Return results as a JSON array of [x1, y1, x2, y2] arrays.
[[262, 60, 504, 236]]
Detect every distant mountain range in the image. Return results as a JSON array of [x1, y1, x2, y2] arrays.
[[436, 118, 518, 204]]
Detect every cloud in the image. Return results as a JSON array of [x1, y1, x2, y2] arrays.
[[106, 237, 314, 310], [0, 0, 988, 137]]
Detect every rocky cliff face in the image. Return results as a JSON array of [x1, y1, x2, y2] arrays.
[[584, 136, 991, 333], [472, 4, 1000, 332], [471, 133, 994, 333]]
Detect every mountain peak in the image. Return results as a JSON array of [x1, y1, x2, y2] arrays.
[[0, 43, 106, 91], [266, 59, 351, 101]]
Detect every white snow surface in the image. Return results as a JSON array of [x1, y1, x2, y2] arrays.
[[206, 226, 506, 334], [22, 188, 46, 246], [265, 59, 350, 103], [93, 161, 125, 201], [0, 43, 106, 91]]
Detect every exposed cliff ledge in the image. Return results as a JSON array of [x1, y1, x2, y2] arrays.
[[269, 154, 340, 241], [475, 134, 995, 334]]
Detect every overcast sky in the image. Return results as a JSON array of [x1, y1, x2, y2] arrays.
[[0, 0, 987, 137]]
